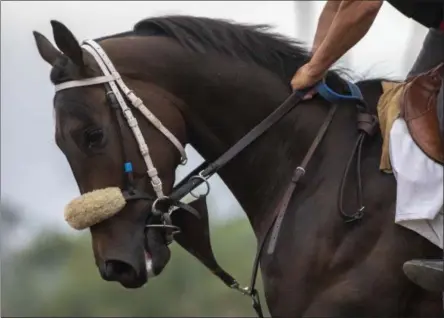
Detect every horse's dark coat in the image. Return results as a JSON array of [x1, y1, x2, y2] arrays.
[[33, 15, 442, 317]]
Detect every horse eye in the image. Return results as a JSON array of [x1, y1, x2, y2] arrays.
[[84, 128, 104, 149]]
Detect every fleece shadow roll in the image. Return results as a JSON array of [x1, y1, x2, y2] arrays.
[[64, 187, 126, 230]]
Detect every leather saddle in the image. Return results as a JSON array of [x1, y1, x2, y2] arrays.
[[399, 62, 444, 165]]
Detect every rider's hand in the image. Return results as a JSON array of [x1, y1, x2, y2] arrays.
[[290, 62, 327, 100]]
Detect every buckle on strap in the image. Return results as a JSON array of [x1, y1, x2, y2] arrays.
[[357, 112, 379, 136], [229, 283, 264, 317], [230, 281, 250, 295]]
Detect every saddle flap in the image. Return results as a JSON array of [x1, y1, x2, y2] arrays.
[[400, 62, 444, 164]]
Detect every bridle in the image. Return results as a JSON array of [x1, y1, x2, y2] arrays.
[[56, 39, 198, 244], [55, 39, 378, 317]]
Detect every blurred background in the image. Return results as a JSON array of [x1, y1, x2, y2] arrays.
[[1, 1, 429, 317]]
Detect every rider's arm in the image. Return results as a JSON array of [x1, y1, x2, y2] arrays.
[[308, 0, 383, 77], [312, 0, 342, 54]]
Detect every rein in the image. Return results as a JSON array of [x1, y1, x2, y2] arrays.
[[169, 89, 311, 201]]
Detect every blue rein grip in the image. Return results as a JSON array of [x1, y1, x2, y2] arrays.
[[315, 78, 365, 106], [292, 78, 366, 107]]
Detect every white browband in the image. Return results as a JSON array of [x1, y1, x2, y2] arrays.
[[54, 39, 188, 199]]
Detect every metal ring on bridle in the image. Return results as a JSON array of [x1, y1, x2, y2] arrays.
[[151, 196, 170, 216], [189, 171, 211, 198], [162, 213, 181, 236]]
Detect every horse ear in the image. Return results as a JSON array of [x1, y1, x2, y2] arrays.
[[50, 20, 84, 68], [33, 31, 62, 66]]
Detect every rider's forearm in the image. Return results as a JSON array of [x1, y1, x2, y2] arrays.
[[309, 0, 383, 76], [312, 0, 342, 54]]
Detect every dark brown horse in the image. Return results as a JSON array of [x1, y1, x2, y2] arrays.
[[33, 16, 442, 317]]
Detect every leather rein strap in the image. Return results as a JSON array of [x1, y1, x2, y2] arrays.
[[168, 88, 311, 317], [169, 88, 312, 201]]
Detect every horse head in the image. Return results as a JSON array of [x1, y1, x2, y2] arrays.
[[31, 15, 329, 294], [33, 20, 199, 288]]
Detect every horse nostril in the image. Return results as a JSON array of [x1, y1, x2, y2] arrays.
[[103, 260, 137, 281]]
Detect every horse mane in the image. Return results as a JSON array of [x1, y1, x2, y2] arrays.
[[132, 15, 314, 82], [53, 15, 346, 90]]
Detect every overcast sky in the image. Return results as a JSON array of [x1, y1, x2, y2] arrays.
[[1, 1, 428, 236]]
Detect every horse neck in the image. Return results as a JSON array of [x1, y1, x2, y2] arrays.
[[163, 54, 336, 237], [111, 36, 338, 238]]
